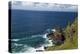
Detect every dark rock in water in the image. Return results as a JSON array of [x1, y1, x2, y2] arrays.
[[44, 46, 48, 49], [36, 50, 43, 52], [47, 32, 54, 39]]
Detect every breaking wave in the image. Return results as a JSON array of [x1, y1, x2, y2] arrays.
[[11, 28, 55, 52]]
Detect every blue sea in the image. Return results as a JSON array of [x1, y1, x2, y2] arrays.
[[11, 10, 77, 52]]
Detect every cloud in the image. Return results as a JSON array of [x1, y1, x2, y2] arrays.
[[22, 1, 33, 6], [11, 1, 78, 12]]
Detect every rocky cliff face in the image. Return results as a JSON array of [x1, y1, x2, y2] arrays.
[[47, 28, 65, 45]]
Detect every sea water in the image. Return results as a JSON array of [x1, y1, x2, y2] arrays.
[[10, 10, 77, 52]]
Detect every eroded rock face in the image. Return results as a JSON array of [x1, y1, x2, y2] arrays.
[[47, 29, 65, 45]]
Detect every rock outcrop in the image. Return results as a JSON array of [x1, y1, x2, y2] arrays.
[[47, 28, 65, 45]]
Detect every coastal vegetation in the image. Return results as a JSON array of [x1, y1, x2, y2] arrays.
[[45, 17, 78, 51]]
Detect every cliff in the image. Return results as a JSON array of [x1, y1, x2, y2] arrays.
[[45, 18, 78, 51]]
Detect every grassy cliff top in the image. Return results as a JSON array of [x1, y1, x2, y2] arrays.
[[45, 18, 78, 51]]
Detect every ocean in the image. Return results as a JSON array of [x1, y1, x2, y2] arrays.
[[10, 9, 77, 52]]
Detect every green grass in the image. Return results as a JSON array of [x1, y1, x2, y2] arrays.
[[45, 18, 78, 51]]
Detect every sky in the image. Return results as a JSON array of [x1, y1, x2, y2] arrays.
[[11, 1, 78, 12]]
